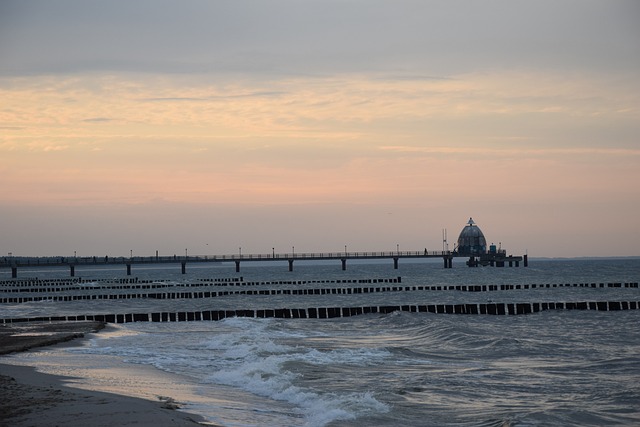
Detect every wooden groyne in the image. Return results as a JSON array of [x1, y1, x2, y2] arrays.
[[1, 300, 639, 325], [1, 280, 636, 305]]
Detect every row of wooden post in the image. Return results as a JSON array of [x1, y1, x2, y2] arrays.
[[3, 282, 637, 305], [2, 300, 639, 324]]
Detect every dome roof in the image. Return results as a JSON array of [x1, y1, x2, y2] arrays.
[[456, 217, 487, 255]]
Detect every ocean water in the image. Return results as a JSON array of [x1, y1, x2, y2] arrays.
[[2, 258, 640, 426]]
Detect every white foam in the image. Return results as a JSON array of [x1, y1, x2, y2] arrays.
[[66, 317, 391, 426], [197, 317, 390, 426]]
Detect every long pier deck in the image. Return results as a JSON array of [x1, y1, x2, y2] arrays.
[[1, 250, 526, 278]]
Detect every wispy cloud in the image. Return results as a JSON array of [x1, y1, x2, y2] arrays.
[[139, 91, 287, 102], [379, 146, 640, 157], [40, 144, 70, 152], [81, 117, 114, 123], [138, 97, 207, 102]]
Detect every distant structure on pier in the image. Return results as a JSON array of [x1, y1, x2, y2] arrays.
[[456, 217, 487, 255], [455, 217, 524, 267]]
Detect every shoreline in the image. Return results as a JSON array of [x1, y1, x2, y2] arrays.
[[0, 321, 212, 426]]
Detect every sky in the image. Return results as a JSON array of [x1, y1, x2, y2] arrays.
[[1, 0, 639, 258]]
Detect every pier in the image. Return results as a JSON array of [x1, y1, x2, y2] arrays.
[[1, 219, 528, 278], [0, 250, 526, 278]]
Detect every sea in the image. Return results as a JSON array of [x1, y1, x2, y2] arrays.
[[1, 258, 639, 427]]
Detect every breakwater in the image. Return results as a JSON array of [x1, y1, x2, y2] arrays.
[[2, 264, 637, 324], [1, 278, 637, 304], [1, 300, 639, 325]]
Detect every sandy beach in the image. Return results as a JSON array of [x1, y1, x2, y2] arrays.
[[0, 322, 210, 427]]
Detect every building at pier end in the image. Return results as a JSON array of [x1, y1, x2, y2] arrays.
[[456, 217, 487, 255], [454, 217, 525, 267]]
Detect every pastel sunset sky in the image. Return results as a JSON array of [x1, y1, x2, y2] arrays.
[[1, 0, 639, 258]]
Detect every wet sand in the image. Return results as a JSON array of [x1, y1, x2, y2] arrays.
[[0, 322, 211, 426]]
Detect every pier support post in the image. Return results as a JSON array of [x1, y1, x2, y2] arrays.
[[448, 258, 453, 268], [126, 263, 131, 276], [524, 254, 528, 267], [288, 259, 294, 272], [181, 262, 186, 274], [70, 265, 75, 277], [393, 257, 399, 269], [235, 261, 240, 273], [341, 259, 347, 271], [11, 266, 17, 278]]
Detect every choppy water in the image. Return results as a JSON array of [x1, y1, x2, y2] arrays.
[[2, 258, 640, 426]]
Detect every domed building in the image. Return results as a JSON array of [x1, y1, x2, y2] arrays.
[[456, 218, 487, 255]]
